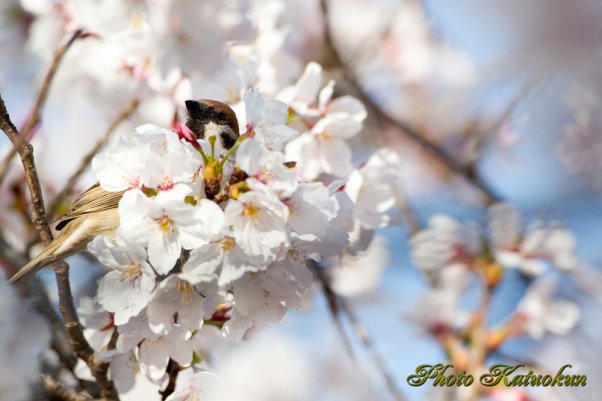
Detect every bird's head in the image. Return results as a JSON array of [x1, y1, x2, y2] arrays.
[[185, 99, 240, 151]]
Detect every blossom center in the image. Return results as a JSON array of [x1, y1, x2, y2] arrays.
[[144, 337, 165, 349], [159, 176, 174, 191], [126, 352, 140, 374], [120, 263, 142, 278], [126, 175, 141, 189], [158, 215, 173, 232], [177, 280, 195, 305], [243, 203, 259, 219], [256, 169, 273, 183], [221, 237, 235, 251], [317, 132, 331, 141]]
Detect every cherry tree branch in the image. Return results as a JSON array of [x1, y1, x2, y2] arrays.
[[41, 374, 98, 401], [319, 0, 498, 205], [0, 29, 83, 187], [308, 261, 407, 401], [310, 261, 356, 360], [462, 73, 548, 170], [0, 93, 117, 400]]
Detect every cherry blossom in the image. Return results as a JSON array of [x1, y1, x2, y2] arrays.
[[235, 138, 298, 197], [345, 149, 404, 229], [118, 187, 224, 274], [89, 236, 156, 325], [223, 179, 290, 262], [516, 277, 580, 340], [146, 275, 208, 334], [242, 89, 298, 150], [183, 237, 265, 287]]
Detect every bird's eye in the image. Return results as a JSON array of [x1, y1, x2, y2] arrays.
[[217, 112, 226, 120]]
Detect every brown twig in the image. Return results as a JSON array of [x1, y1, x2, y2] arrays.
[[0, 29, 83, 187], [49, 98, 139, 215], [320, 0, 498, 205], [468, 287, 492, 401], [309, 261, 356, 360], [393, 180, 421, 236], [339, 295, 407, 401], [41, 374, 96, 401], [308, 261, 407, 401], [160, 360, 183, 401], [0, 93, 117, 400], [463, 73, 548, 169]]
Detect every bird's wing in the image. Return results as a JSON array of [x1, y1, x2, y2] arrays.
[[52, 183, 124, 230]]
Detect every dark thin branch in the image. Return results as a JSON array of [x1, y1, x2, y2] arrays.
[[338, 296, 407, 401], [49, 98, 138, 215], [394, 182, 421, 236], [21, 30, 83, 138], [0, 29, 83, 187], [464, 73, 548, 169], [0, 93, 117, 400], [320, 0, 498, 205], [308, 261, 356, 361], [308, 261, 407, 401], [160, 360, 182, 401]]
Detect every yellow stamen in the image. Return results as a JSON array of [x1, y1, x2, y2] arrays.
[[258, 170, 273, 182], [144, 337, 164, 349], [121, 263, 142, 278], [160, 176, 174, 190], [126, 353, 140, 373], [177, 280, 194, 305], [243, 203, 259, 219], [221, 237, 235, 251], [132, 14, 143, 27], [317, 132, 331, 141], [158, 216, 173, 232]]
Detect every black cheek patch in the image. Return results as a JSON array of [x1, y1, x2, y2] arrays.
[[221, 132, 236, 150]]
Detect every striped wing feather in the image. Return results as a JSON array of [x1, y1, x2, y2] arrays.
[[52, 183, 124, 230]]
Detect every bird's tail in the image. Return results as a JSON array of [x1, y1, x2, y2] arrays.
[[8, 247, 57, 285]]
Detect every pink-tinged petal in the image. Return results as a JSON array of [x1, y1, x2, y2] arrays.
[[318, 80, 335, 110], [329, 95, 367, 121], [196, 199, 225, 238], [292, 62, 323, 103], [261, 99, 289, 126], [148, 232, 180, 275], [313, 115, 363, 139], [165, 328, 193, 366], [181, 244, 223, 282], [320, 139, 353, 177], [236, 138, 264, 175], [285, 134, 322, 180], [177, 293, 205, 332], [243, 89, 265, 126], [174, 122, 197, 144], [139, 340, 170, 380]]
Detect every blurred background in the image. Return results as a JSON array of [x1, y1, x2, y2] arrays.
[[1, 0, 602, 400]]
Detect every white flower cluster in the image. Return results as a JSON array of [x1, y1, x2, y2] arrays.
[[3, 1, 407, 396], [0, 272, 49, 401], [409, 203, 581, 340], [80, 65, 402, 392]]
